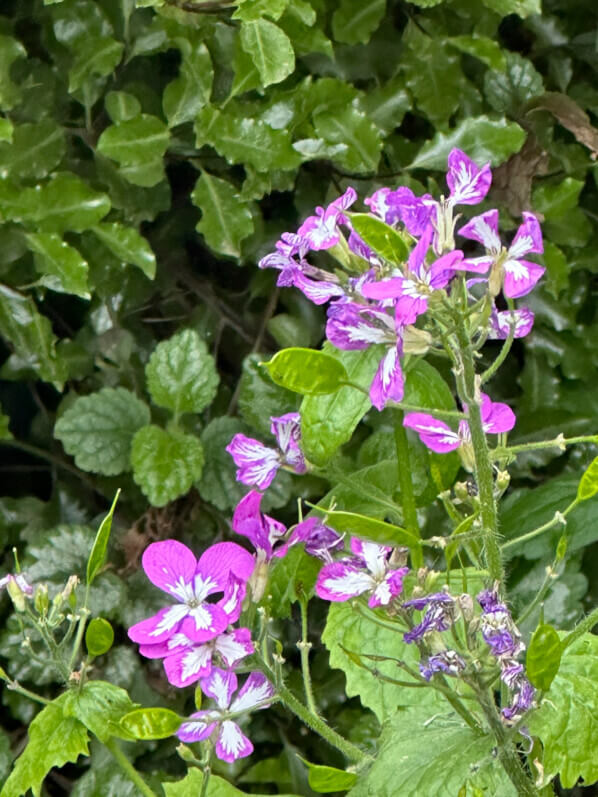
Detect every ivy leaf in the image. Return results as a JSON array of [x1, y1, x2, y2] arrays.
[[301, 344, 382, 466], [240, 19, 295, 87], [131, 425, 205, 507], [409, 115, 526, 170], [0, 35, 26, 110], [313, 107, 382, 173], [97, 115, 169, 186], [54, 387, 151, 475], [263, 348, 349, 395], [331, 0, 386, 45], [25, 233, 90, 298], [0, 694, 89, 797], [484, 53, 544, 116], [0, 120, 65, 180], [578, 456, 598, 501], [91, 222, 156, 279], [163, 42, 213, 127], [192, 171, 254, 258], [0, 284, 68, 388], [63, 681, 138, 742], [529, 633, 598, 788], [145, 328, 219, 415]]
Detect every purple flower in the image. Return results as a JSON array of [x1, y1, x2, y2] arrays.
[[287, 517, 344, 563], [139, 628, 254, 689], [127, 541, 254, 646], [232, 490, 287, 562], [296, 187, 357, 250], [502, 675, 535, 724], [0, 573, 33, 596], [316, 538, 408, 608], [177, 669, 274, 762], [445, 149, 492, 206], [420, 649, 466, 681], [403, 592, 456, 643], [489, 306, 534, 339], [457, 210, 544, 298], [365, 186, 435, 235], [226, 413, 306, 490]]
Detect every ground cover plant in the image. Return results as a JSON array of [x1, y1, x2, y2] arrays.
[[0, 0, 598, 794]]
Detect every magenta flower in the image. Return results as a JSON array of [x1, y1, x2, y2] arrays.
[[287, 516, 344, 563], [316, 538, 408, 608], [403, 393, 516, 454], [0, 573, 33, 595], [177, 669, 274, 762], [232, 490, 288, 562], [457, 209, 544, 298], [296, 187, 357, 250], [445, 149, 492, 206], [128, 541, 254, 646], [489, 306, 534, 339], [226, 413, 306, 491]]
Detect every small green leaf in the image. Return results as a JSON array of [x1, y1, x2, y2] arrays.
[[192, 171, 254, 258], [97, 115, 169, 186], [87, 490, 120, 586], [68, 35, 124, 92], [0, 120, 65, 180], [54, 387, 151, 476], [232, 0, 289, 22], [311, 507, 418, 548], [63, 681, 138, 743], [85, 618, 115, 657], [163, 42, 213, 127], [145, 329, 219, 415], [120, 707, 182, 740], [532, 177, 584, 218], [0, 35, 26, 110], [240, 19, 295, 87], [25, 232, 90, 298], [350, 214, 409, 263], [578, 456, 598, 501], [331, 0, 385, 45], [131, 425, 205, 507], [313, 107, 382, 174], [447, 35, 506, 71], [0, 118, 13, 142], [264, 348, 349, 395], [91, 222, 156, 279], [526, 623, 563, 691], [105, 90, 142, 122], [299, 758, 357, 792]]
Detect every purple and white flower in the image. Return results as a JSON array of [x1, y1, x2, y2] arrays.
[[445, 149, 492, 206], [403, 591, 456, 643], [420, 649, 466, 681], [287, 516, 344, 563], [226, 413, 306, 491], [489, 306, 535, 339], [128, 540, 254, 646], [232, 490, 288, 562], [0, 572, 33, 596], [177, 668, 275, 762], [296, 187, 357, 250], [316, 538, 408, 608]]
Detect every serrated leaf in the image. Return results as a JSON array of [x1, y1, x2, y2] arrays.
[[68, 35, 124, 92], [311, 507, 417, 548], [192, 171, 254, 258], [87, 490, 120, 586], [484, 53, 543, 116], [0, 120, 65, 180], [25, 232, 90, 298], [163, 42, 213, 127], [264, 348, 349, 395], [480, 0, 540, 18], [350, 214, 409, 263], [332, 0, 385, 45], [313, 107, 382, 173], [120, 707, 182, 740], [301, 344, 382, 466], [240, 19, 295, 87], [85, 617, 115, 656], [267, 544, 321, 618], [532, 177, 584, 218], [54, 387, 150, 475], [529, 633, 598, 788], [163, 768, 301, 796], [131, 425, 205, 507], [403, 38, 464, 126], [91, 222, 156, 279], [0, 694, 89, 797], [0, 35, 26, 110], [526, 623, 562, 691], [146, 329, 219, 415], [63, 681, 138, 742], [238, 353, 300, 436], [97, 115, 169, 186], [410, 115, 525, 170], [0, 284, 67, 387], [578, 456, 598, 501], [362, 76, 410, 134]]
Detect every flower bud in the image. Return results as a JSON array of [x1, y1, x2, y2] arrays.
[[7, 577, 27, 612], [34, 584, 49, 615], [249, 559, 269, 603], [61, 575, 79, 604], [403, 326, 432, 355], [496, 470, 510, 491]]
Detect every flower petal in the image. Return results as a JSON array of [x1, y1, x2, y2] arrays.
[[225, 434, 280, 490], [201, 667, 237, 710], [164, 643, 214, 687], [509, 212, 543, 258], [197, 541, 256, 587], [369, 344, 404, 411], [403, 412, 461, 453], [369, 567, 409, 608], [230, 672, 275, 713], [502, 258, 545, 299], [215, 628, 255, 668], [458, 210, 500, 252], [128, 604, 189, 645], [350, 538, 390, 578], [216, 721, 254, 762], [316, 561, 375, 602], [141, 540, 197, 601], [446, 149, 491, 206], [177, 716, 217, 743]]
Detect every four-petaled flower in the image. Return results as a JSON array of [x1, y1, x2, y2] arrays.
[[177, 668, 275, 762]]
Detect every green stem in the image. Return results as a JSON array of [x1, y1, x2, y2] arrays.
[[480, 321, 515, 384], [494, 434, 598, 458], [394, 411, 422, 569], [501, 500, 576, 552], [516, 562, 559, 626], [394, 402, 466, 420], [297, 597, 318, 715], [68, 607, 91, 673], [104, 738, 158, 797], [200, 765, 211, 797], [562, 605, 598, 650], [4, 680, 50, 705]]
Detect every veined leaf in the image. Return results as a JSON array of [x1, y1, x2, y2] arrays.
[[263, 348, 349, 395], [240, 19, 295, 87], [87, 489, 120, 586], [192, 171, 254, 258]]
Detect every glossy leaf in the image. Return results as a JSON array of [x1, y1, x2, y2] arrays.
[[350, 214, 409, 263], [447, 35, 507, 71], [311, 506, 418, 548], [68, 36, 124, 92], [97, 115, 169, 185], [85, 618, 115, 657], [163, 42, 213, 127], [91, 222, 156, 279], [233, 0, 289, 21], [403, 37, 464, 127], [267, 544, 321, 618], [0, 118, 12, 142], [0, 120, 65, 180], [313, 106, 382, 173], [264, 348, 349, 395], [120, 707, 182, 740], [87, 489, 120, 586], [130, 425, 205, 507], [25, 232, 90, 298], [0, 35, 26, 110], [526, 623, 563, 691], [105, 90, 141, 122], [238, 353, 300, 435], [54, 387, 151, 475], [192, 171, 254, 257], [240, 19, 295, 87], [332, 0, 386, 45], [578, 456, 598, 501], [484, 53, 543, 116], [481, 0, 540, 17]]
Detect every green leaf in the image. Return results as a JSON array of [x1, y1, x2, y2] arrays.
[[532, 177, 584, 218], [163, 768, 301, 796], [0, 694, 89, 797], [238, 353, 300, 436], [0, 35, 26, 110], [526, 623, 562, 691], [402, 38, 464, 127], [311, 507, 418, 548], [87, 490, 120, 586], [0, 730, 10, 786], [347, 705, 515, 797], [362, 76, 410, 134], [131, 425, 205, 507], [105, 90, 141, 122], [484, 52, 543, 116], [0, 118, 13, 143], [68, 36, 124, 93], [350, 214, 409, 263], [264, 348, 349, 395], [54, 387, 151, 476], [331, 0, 386, 45], [447, 35, 506, 71], [267, 544, 321, 618], [233, 0, 289, 22], [541, 241, 568, 298], [240, 19, 295, 87], [145, 329, 219, 415], [313, 106, 382, 173], [299, 759, 357, 792], [192, 171, 254, 258], [0, 411, 12, 440], [91, 222, 156, 279], [480, 0, 540, 18], [85, 618, 115, 657], [97, 115, 169, 186], [63, 681, 137, 743], [322, 602, 445, 723], [0, 284, 67, 387], [301, 344, 382, 466], [410, 115, 526, 170], [120, 707, 182, 740], [163, 42, 213, 127], [578, 456, 598, 501], [25, 233, 90, 298], [0, 120, 65, 180], [529, 633, 598, 788]]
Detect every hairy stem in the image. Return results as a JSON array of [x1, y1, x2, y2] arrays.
[[501, 500, 576, 552], [562, 605, 598, 650]]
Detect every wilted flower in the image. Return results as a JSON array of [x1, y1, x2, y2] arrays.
[[403, 591, 456, 643], [420, 649, 466, 681]]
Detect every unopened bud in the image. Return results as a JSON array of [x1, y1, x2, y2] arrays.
[[249, 559, 269, 603], [34, 584, 49, 615], [496, 470, 510, 491], [556, 534, 567, 562], [457, 593, 474, 622], [389, 546, 410, 567], [61, 575, 79, 603], [458, 442, 475, 472], [403, 326, 432, 355], [454, 481, 469, 502], [7, 578, 27, 612]]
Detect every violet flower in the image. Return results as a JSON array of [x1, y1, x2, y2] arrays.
[[287, 516, 344, 563], [226, 413, 306, 491], [128, 540, 254, 646], [0, 572, 33, 596], [403, 592, 456, 643], [420, 649, 466, 681], [489, 306, 534, 339], [177, 668, 274, 762], [316, 538, 408, 608], [232, 489, 288, 562]]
